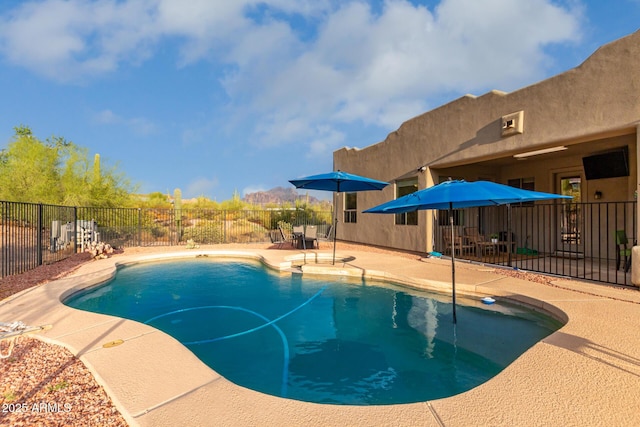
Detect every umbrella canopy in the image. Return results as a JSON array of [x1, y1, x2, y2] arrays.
[[289, 171, 389, 264], [363, 179, 571, 213], [365, 179, 572, 323], [289, 171, 389, 193]]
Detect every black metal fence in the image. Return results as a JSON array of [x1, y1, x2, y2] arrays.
[[1, 202, 77, 277], [433, 201, 637, 286], [1, 201, 332, 278], [3, 199, 637, 286]]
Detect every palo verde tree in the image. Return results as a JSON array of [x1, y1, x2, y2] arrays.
[[0, 125, 63, 203], [0, 125, 134, 206]]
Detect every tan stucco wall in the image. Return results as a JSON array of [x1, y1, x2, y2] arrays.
[[334, 30, 640, 255]]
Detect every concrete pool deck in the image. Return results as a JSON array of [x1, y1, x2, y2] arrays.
[[1, 244, 639, 426]]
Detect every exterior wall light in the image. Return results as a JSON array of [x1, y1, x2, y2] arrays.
[[513, 146, 567, 159], [501, 110, 524, 137]]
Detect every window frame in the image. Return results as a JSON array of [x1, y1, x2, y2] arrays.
[[344, 192, 358, 223], [508, 177, 535, 206], [395, 178, 419, 226]]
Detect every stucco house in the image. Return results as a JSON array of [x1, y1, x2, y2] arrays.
[[333, 30, 640, 286]]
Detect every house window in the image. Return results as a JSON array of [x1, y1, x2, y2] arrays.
[[508, 177, 535, 205], [508, 177, 535, 191], [344, 192, 357, 223], [395, 178, 418, 225]]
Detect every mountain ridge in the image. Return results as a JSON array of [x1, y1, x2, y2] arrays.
[[243, 186, 323, 205]]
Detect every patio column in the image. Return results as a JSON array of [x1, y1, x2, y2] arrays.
[[424, 167, 436, 253], [632, 124, 640, 286]]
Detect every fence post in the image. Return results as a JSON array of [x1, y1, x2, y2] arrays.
[[1, 201, 4, 277], [223, 210, 227, 243], [37, 203, 43, 266], [170, 208, 175, 246], [73, 207, 77, 253], [138, 208, 142, 247]]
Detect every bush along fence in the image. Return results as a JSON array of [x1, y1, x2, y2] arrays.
[[1, 200, 332, 278]]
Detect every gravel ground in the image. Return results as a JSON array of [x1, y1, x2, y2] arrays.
[[0, 337, 128, 426], [1, 252, 129, 426]]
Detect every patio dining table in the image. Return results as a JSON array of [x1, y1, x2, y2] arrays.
[[292, 230, 316, 249], [477, 240, 518, 260], [476, 241, 499, 259], [292, 231, 304, 249]]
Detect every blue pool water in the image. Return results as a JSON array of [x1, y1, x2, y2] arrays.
[[65, 259, 562, 405]]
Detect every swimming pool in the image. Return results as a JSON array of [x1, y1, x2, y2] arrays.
[[65, 258, 562, 405]]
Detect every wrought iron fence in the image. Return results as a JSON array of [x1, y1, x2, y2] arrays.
[[433, 201, 637, 286], [3, 199, 637, 287], [1, 201, 77, 277], [1, 201, 332, 278]]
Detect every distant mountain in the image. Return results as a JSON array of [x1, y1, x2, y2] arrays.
[[243, 186, 321, 205]]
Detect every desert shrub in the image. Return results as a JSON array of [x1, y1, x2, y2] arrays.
[[182, 221, 224, 244]]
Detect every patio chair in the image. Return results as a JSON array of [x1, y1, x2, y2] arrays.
[[464, 227, 485, 255], [1, 321, 52, 359], [315, 224, 334, 249], [615, 230, 632, 272], [442, 228, 473, 256], [278, 224, 296, 248], [269, 229, 286, 248], [305, 225, 319, 249]]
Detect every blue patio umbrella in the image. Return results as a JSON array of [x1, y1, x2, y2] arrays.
[[364, 179, 571, 323], [289, 171, 389, 264]]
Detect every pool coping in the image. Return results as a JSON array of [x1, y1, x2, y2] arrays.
[[1, 246, 639, 426]]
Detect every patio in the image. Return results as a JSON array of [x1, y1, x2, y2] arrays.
[[1, 243, 639, 426]]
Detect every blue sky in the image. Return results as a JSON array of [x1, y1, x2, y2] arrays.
[[0, 0, 638, 202]]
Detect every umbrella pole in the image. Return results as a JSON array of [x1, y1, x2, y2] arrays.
[[332, 191, 338, 265], [450, 204, 457, 324], [507, 204, 513, 267], [332, 217, 337, 265]]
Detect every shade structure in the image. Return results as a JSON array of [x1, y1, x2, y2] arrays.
[[289, 171, 389, 193], [364, 180, 572, 323], [363, 179, 571, 213], [289, 171, 389, 264]]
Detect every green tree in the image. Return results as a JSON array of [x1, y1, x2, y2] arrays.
[[137, 192, 172, 208], [219, 189, 246, 211], [85, 154, 133, 207], [0, 126, 62, 203], [0, 125, 134, 206], [188, 195, 219, 210]]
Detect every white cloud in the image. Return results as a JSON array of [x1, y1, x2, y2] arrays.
[[0, 0, 584, 150], [0, 0, 159, 82], [186, 176, 219, 198], [219, 0, 582, 147], [93, 109, 157, 136], [253, 115, 311, 146], [94, 109, 119, 124], [127, 117, 157, 136], [307, 126, 345, 157]]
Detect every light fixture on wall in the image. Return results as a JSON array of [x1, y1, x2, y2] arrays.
[[594, 190, 602, 200], [513, 146, 567, 160], [417, 166, 427, 172], [501, 110, 524, 137]]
